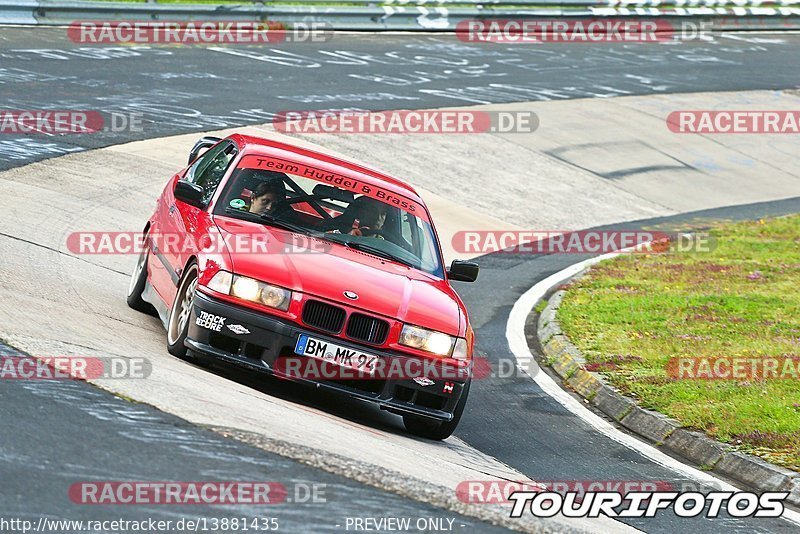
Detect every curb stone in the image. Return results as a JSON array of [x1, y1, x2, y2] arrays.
[[535, 289, 800, 507], [620, 407, 680, 444], [715, 453, 798, 495], [664, 429, 730, 469]]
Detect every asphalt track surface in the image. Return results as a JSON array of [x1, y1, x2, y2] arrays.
[[0, 344, 508, 533], [1, 27, 800, 171], [1, 26, 800, 533]]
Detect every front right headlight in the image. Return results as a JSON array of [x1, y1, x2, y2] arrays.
[[451, 337, 469, 361], [399, 324, 457, 357]]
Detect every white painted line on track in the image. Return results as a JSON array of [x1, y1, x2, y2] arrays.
[[506, 251, 800, 527]]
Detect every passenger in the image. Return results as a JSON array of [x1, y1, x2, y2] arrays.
[[345, 197, 388, 238], [248, 177, 286, 216]]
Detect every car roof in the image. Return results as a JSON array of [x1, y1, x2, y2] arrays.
[[228, 133, 423, 203]]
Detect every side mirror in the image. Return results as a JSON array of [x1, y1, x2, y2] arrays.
[[447, 260, 479, 283], [174, 180, 205, 208], [189, 136, 222, 165]]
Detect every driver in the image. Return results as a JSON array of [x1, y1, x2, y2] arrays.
[[248, 176, 286, 216]]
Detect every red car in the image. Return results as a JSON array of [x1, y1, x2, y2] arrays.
[[127, 134, 479, 439]]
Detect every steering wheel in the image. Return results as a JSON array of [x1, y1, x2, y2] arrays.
[[269, 199, 294, 218], [358, 227, 393, 240]]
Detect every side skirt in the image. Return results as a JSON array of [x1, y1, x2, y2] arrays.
[[142, 279, 170, 330]]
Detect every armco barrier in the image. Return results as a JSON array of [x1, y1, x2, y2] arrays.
[[1, 0, 800, 33], [0, 0, 37, 24]]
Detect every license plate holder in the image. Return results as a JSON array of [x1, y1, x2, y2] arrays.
[[294, 334, 379, 375]]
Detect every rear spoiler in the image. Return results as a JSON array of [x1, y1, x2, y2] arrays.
[[188, 136, 223, 165]]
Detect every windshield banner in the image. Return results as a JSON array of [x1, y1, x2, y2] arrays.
[[238, 155, 429, 222]]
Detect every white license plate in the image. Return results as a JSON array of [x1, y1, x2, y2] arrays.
[[294, 334, 379, 375]]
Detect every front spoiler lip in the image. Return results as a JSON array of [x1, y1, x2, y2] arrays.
[[184, 338, 455, 422], [186, 291, 468, 422]]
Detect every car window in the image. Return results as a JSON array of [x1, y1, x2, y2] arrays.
[[401, 213, 413, 243], [408, 212, 439, 272], [215, 160, 444, 278], [187, 141, 237, 204]]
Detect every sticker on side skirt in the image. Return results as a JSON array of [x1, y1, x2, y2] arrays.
[[196, 311, 226, 332]]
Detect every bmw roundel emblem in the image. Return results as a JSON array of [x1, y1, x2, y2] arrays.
[[343, 291, 359, 300]]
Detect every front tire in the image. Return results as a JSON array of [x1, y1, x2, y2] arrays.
[[403, 380, 470, 440], [167, 262, 198, 358]]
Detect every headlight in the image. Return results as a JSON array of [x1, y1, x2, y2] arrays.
[[232, 276, 260, 301], [451, 337, 469, 361], [207, 271, 291, 312], [259, 284, 291, 309], [207, 270, 232, 294], [399, 324, 457, 357]]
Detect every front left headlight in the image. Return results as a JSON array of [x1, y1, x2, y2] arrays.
[[399, 324, 459, 357], [207, 270, 291, 312]]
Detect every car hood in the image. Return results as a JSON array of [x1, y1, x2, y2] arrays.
[[214, 217, 462, 336]]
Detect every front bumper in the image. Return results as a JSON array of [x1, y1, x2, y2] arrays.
[[187, 290, 469, 422]]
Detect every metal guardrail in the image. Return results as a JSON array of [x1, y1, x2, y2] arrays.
[[107, 0, 800, 4], [1, 0, 799, 30], [56, 0, 800, 5], [0, 0, 38, 23]]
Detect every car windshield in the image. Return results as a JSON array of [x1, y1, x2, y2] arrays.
[[214, 155, 444, 278]]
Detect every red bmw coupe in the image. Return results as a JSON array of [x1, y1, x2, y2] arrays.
[[127, 134, 479, 439]]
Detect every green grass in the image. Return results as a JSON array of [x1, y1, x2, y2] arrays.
[[558, 215, 800, 471]]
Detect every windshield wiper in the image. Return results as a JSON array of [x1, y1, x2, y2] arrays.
[[342, 241, 417, 269], [223, 207, 313, 236], [259, 212, 317, 236]]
